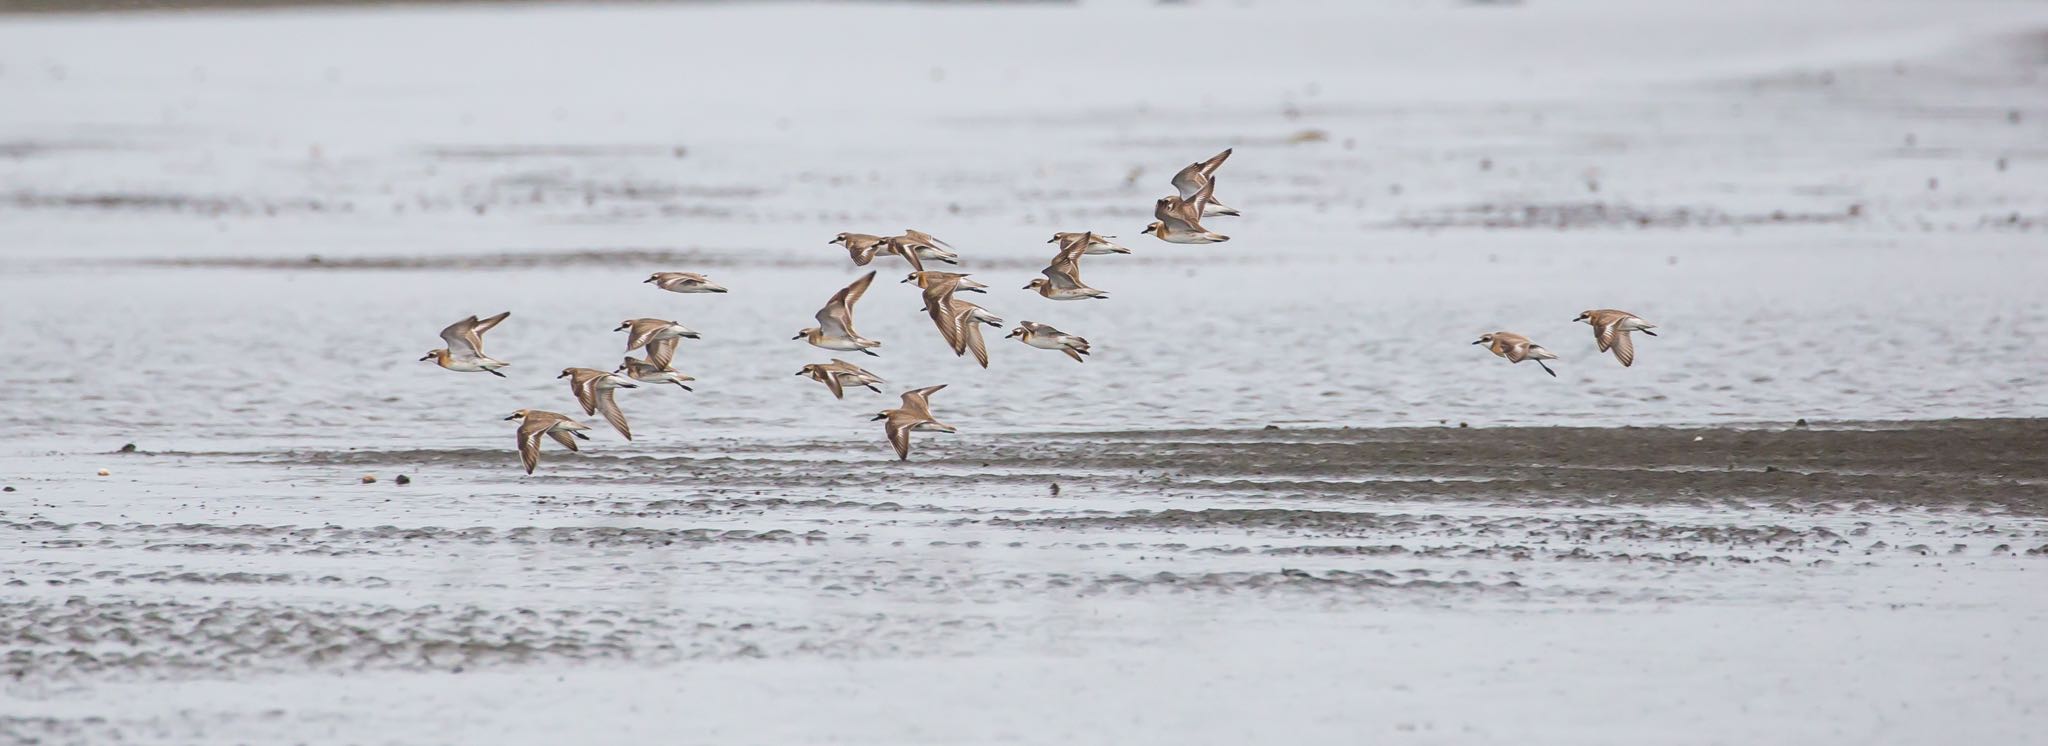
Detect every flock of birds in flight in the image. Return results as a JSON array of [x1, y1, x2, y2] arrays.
[[419, 149, 1658, 473]]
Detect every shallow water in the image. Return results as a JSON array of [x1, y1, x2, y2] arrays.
[[2, 0, 2046, 742]]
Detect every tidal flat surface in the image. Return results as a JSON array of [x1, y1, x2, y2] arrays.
[[2, 0, 2046, 742]]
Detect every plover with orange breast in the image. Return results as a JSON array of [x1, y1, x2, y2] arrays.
[[1573, 309, 1658, 367], [1474, 332, 1560, 377], [420, 311, 511, 377], [1170, 148, 1240, 218]]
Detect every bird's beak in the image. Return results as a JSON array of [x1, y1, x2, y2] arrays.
[[1471, 339, 1486, 345], [869, 414, 887, 421], [792, 333, 805, 340], [614, 323, 629, 331], [827, 238, 840, 244], [710, 286, 728, 293], [643, 277, 655, 283], [1021, 283, 1033, 289], [503, 414, 520, 420], [557, 371, 569, 378], [418, 353, 433, 361], [795, 370, 807, 376]]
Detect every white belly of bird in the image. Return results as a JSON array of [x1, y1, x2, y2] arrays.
[[1025, 336, 1066, 350], [812, 336, 869, 351], [1163, 232, 1224, 244]]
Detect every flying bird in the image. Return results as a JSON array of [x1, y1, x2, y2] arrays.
[[420, 312, 511, 376], [615, 318, 700, 370], [872, 385, 956, 461], [1170, 148, 1240, 218], [505, 409, 592, 475], [558, 367, 638, 440], [616, 356, 694, 390], [644, 272, 728, 293], [1573, 309, 1658, 367], [829, 233, 889, 266], [1024, 238, 1109, 300], [1048, 232, 1133, 255], [1007, 321, 1091, 362], [797, 359, 886, 399], [1474, 332, 1560, 377], [1142, 180, 1230, 244], [795, 271, 882, 355]]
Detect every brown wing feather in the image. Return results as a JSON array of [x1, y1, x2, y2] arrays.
[[1611, 330, 1636, 367], [517, 421, 547, 474], [646, 337, 678, 370], [471, 311, 510, 335], [958, 312, 989, 368], [548, 429, 580, 452], [1198, 147, 1232, 177], [822, 371, 846, 399], [570, 373, 599, 415], [595, 388, 631, 440], [885, 414, 916, 460]]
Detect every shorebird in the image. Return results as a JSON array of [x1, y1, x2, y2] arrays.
[[1024, 239, 1109, 300], [872, 385, 956, 461], [1007, 321, 1091, 362], [559, 367, 638, 440], [505, 409, 591, 475], [615, 318, 700, 370], [1170, 148, 1240, 218], [938, 298, 1002, 368], [879, 229, 961, 271], [420, 312, 511, 377], [830, 233, 889, 266], [795, 270, 881, 355], [797, 359, 886, 399], [1048, 231, 1133, 255], [644, 272, 728, 294], [1573, 309, 1658, 367], [1142, 180, 1230, 244], [615, 356, 694, 390], [1474, 332, 1560, 377], [902, 270, 987, 293]]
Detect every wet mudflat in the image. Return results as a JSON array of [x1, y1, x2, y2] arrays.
[[3, 0, 2048, 742]]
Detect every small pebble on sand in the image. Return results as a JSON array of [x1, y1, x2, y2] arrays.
[[395, 475, 411, 485], [360, 474, 377, 484], [97, 469, 111, 476], [118, 443, 137, 453]]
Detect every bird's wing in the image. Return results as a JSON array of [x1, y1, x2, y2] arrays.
[[1611, 331, 1636, 367], [1198, 147, 1232, 177], [886, 239, 926, 272], [647, 337, 678, 370], [902, 229, 953, 251], [570, 373, 599, 415], [820, 271, 876, 337], [517, 420, 548, 474], [1594, 321, 1617, 352], [885, 413, 916, 460], [901, 384, 947, 414], [548, 429, 581, 452], [1170, 161, 1209, 201], [1062, 347, 1084, 363], [470, 311, 510, 336], [595, 388, 631, 440], [1157, 197, 1205, 234], [957, 311, 989, 368], [821, 371, 846, 399], [440, 316, 484, 358], [1503, 340, 1532, 363], [625, 321, 664, 351]]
